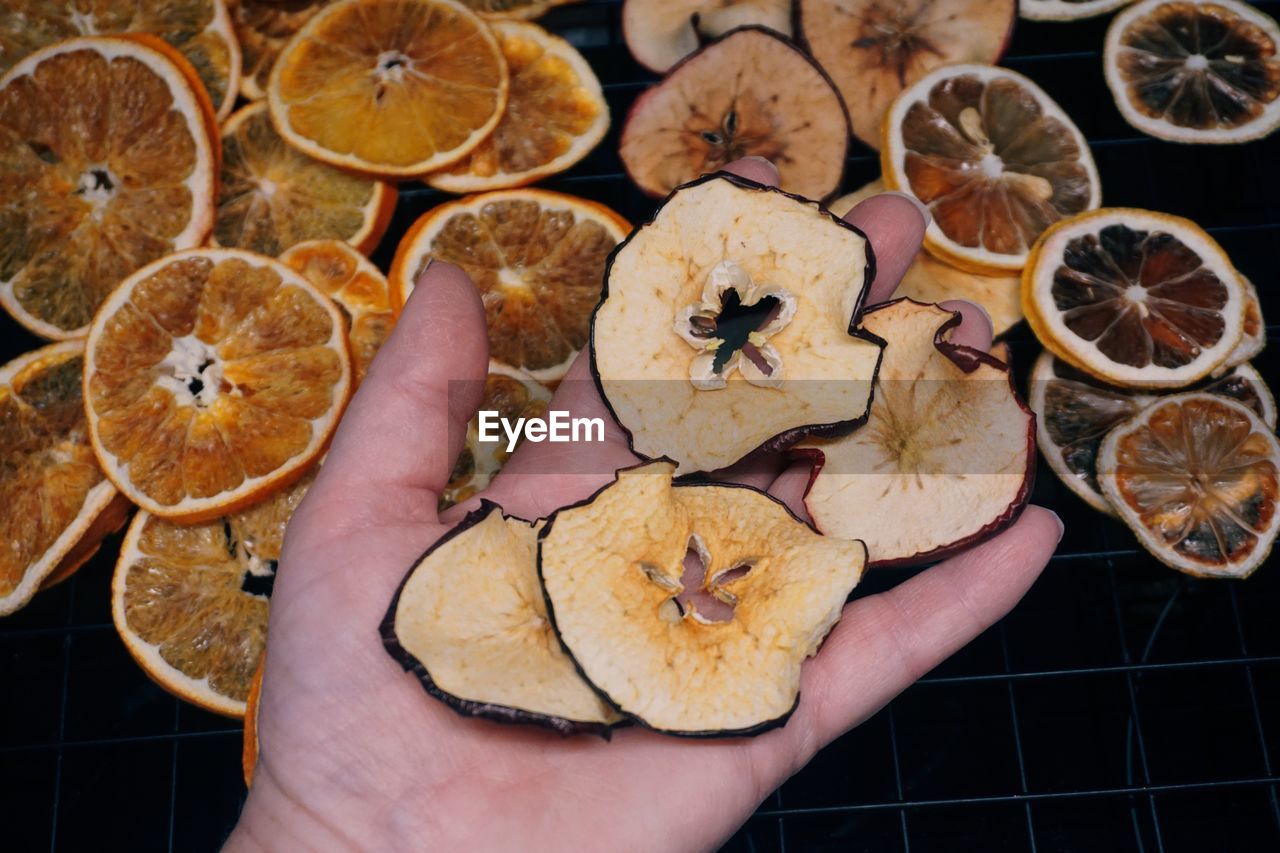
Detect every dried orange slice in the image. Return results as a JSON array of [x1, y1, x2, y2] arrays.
[[1021, 0, 1136, 20], [883, 63, 1101, 274], [113, 469, 315, 717], [216, 102, 396, 256], [230, 0, 326, 101], [243, 652, 265, 785], [0, 342, 130, 616], [440, 360, 551, 510], [0, 36, 218, 340], [280, 239, 395, 384], [84, 248, 353, 521], [391, 189, 628, 383], [1099, 393, 1280, 578], [426, 20, 608, 193], [1104, 0, 1280, 144], [457, 0, 579, 20], [1030, 350, 1275, 514], [267, 0, 509, 177], [1023, 208, 1246, 387], [0, 0, 241, 120]]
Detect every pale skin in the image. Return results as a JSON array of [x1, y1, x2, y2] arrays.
[[226, 158, 1063, 852]]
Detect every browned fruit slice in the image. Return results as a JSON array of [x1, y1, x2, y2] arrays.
[[622, 0, 793, 73], [538, 461, 866, 736], [1221, 275, 1266, 370], [458, 0, 579, 18], [231, 0, 326, 101], [799, 299, 1034, 567], [1099, 394, 1280, 578], [798, 0, 1016, 150], [620, 27, 849, 201], [243, 653, 265, 786]]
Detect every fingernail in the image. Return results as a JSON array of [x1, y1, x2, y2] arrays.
[[880, 190, 932, 228], [1050, 510, 1065, 543], [741, 155, 774, 166]]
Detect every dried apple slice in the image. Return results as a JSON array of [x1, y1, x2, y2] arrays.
[[1099, 393, 1280, 578], [798, 0, 1016, 150], [383, 502, 621, 734], [619, 27, 849, 201], [799, 299, 1035, 567], [592, 173, 882, 474], [622, 0, 793, 73], [538, 461, 866, 736]]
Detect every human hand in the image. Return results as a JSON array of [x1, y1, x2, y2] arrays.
[[225, 158, 1063, 852]]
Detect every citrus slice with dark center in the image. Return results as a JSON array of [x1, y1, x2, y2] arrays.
[[84, 248, 353, 521], [622, 0, 793, 73], [799, 0, 1016, 150], [0, 342, 130, 616], [113, 469, 315, 717], [1023, 208, 1246, 387], [883, 63, 1101, 274], [426, 20, 608, 193], [391, 189, 628, 383], [267, 0, 509, 176], [0, 35, 217, 339], [216, 102, 396, 257], [230, 0, 325, 102], [280, 239, 395, 385], [0, 0, 241, 120], [1021, 0, 1136, 21], [1104, 0, 1280, 144], [1030, 350, 1275, 514], [619, 26, 849, 201], [1099, 393, 1280, 578]]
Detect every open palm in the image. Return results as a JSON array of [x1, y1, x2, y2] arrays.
[[226, 160, 1061, 852]]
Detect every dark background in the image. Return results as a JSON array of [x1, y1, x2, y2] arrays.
[[3, 0, 1280, 850]]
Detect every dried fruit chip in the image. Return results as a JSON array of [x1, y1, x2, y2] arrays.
[[1020, 0, 1136, 21], [622, 0, 793, 73], [798, 0, 1016, 150], [84, 248, 353, 521], [1104, 0, 1280, 144], [620, 27, 848, 201], [593, 174, 881, 475], [799, 300, 1034, 567], [231, 0, 325, 101], [1022, 208, 1247, 387], [458, 0, 579, 18], [538, 461, 866, 736], [1099, 393, 1280, 578], [384, 503, 621, 734], [1220, 275, 1265, 371], [242, 653, 265, 786]]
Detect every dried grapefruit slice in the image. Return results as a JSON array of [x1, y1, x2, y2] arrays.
[[113, 469, 315, 717], [426, 20, 608, 193], [216, 102, 396, 257], [280, 240, 395, 385], [230, 0, 325, 102], [1104, 0, 1280, 144], [391, 189, 628, 383], [622, 0, 793, 73], [84, 248, 353, 521], [267, 0, 509, 177], [883, 63, 1101, 274], [1021, 0, 1135, 20], [0, 0, 241, 120], [1030, 350, 1275, 514], [799, 0, 1016, 150], [0, 35, 218, 339], [0, 342, 130, 616], [1023, 208, 1246, 387], [620, 26, 849, 201], [440, 361, 551, 511], [1099, 393, 1280, 578]]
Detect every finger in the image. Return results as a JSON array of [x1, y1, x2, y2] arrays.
[[844, 194, 930, 306], [719, 156, 780, 187], [302, 261, 488, 532], [938, 299, 994, 352], [766, 458, 814, 519]]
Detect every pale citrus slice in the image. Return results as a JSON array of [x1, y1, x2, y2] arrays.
[[230, 0, 326, 101], [833, 179, 1023, 335], [391, 189, 628, 383], [267, 0, 509, 177], [0, 0, 241, 120], [457, 0, 579, 19], [0, 35, 218, 340], [280, 239, 395, 384], [883, 63, 1101, 274], [243, 652, 265, 785], [1030, 350, 1275, 514], [426, 20, 608, 193], [1099, 393, 1280, 578], [216, 102, 397, 256], [1104, 0, 1280, 144], [440, 360, 551, 510], [1023, 208, 1246, 387], [84, 248, 353, 521], [1021, 0, 1135, 21], [0, 342, 130, 616], [112, 469, 315, 717]]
